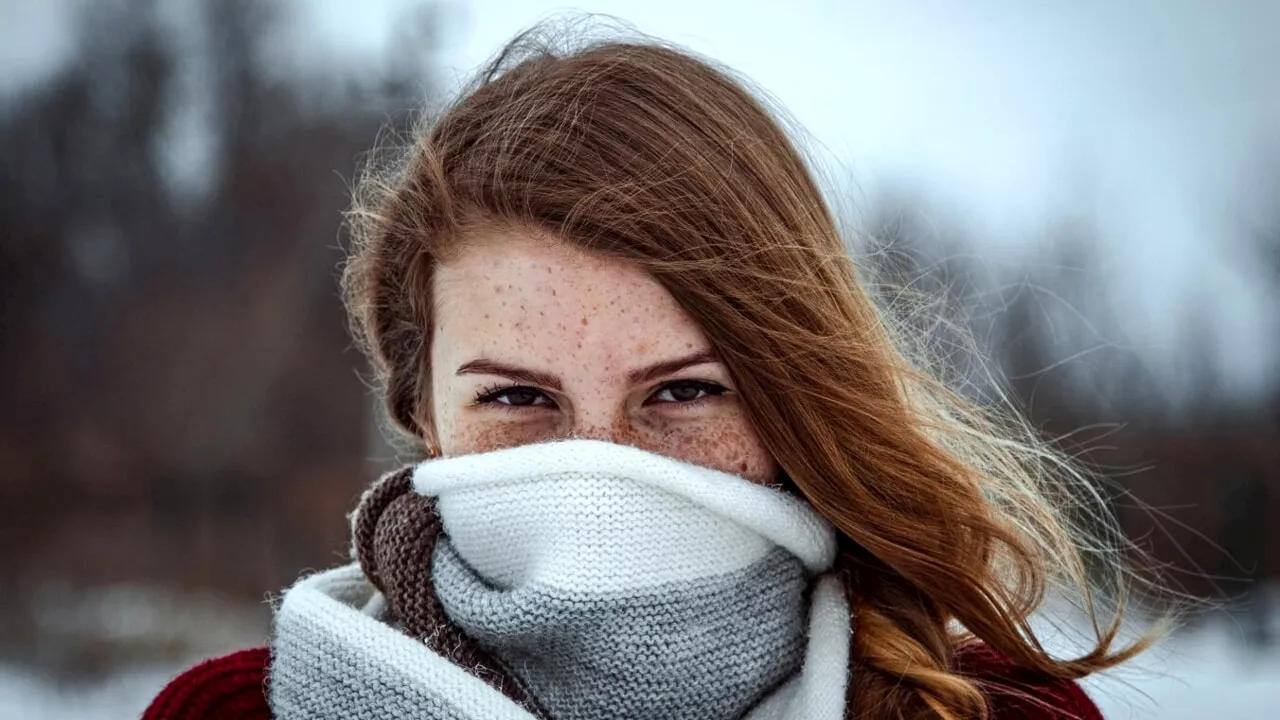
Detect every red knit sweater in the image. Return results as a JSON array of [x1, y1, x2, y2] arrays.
[[143, 644, 1103, 719]]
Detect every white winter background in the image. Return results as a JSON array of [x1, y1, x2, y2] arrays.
[[2, 0, 1277, 717]]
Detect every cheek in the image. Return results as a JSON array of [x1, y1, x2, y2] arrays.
[[440, 416, 559, 457], [646, 417, 779, 485]]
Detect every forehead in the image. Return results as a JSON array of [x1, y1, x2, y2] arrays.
[[432, 231, 710, 368]]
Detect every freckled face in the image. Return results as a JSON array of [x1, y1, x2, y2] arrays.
[[429, 230, 779, 484]]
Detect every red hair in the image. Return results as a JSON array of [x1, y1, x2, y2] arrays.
[[342, 25, 1157, 719]]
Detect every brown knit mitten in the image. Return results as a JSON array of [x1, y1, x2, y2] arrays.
[[352, 467, 541, 713]]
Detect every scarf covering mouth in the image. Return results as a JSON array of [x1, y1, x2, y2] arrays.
[[269, 440, 852, 719]]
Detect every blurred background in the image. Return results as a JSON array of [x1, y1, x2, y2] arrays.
[[1, 0, 1277, 717]]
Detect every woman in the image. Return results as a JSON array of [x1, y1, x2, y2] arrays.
[[145, 25, 1155, 720]]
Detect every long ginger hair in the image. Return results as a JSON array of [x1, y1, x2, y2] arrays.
[[342, 22, 1155, 720]]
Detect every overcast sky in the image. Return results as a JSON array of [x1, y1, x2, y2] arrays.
[[4, 0, 1278, 400]]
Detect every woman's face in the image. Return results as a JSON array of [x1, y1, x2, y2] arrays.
[[429, 229, 779, 484]]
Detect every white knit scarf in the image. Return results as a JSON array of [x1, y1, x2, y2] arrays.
[[269, 440, 851, 719]]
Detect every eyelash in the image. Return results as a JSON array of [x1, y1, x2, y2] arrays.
[[649, 380, 728, 408], [473, 383, 546, 409], [472, 380, 727, 411]]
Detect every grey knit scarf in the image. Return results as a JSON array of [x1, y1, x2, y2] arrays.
[[269, 440, 851, 719]]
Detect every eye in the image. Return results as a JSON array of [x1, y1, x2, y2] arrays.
[[648, 380, 727, 405], [475, 384, 554, 408]]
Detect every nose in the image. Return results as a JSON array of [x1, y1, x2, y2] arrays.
[[573, 420, 637, 446], [570, 407, 641, 448]]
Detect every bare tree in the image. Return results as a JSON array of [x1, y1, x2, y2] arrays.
[[0, 0, 437, 674]]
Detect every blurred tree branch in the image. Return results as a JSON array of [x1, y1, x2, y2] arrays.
[[0, 0, 439, 672]]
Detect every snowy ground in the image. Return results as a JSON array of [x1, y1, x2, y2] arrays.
[[1083, 613, 1280, 719], [2, 597, 1277, 718], [1, 663, 185, 720]]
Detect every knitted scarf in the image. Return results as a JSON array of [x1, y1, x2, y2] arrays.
[[269, 440, 851, 719]]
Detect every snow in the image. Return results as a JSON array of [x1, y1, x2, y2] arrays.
[[1, 602, 1276, 718], [1085, 614, 1280, 718], [0, 663, 182, 720]]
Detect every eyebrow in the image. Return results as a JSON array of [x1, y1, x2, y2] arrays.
[[455, 360, 564, 392], [625, 349, 719, 385], [455, 349, 720, 390]]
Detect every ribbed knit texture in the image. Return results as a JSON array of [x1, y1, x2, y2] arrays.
[[142, 439, 1109, 720], [142, 647, 271, 720], [352, 468, 536, 709], [268, 440, 851, 720], [143, 642, 1106, 720]]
